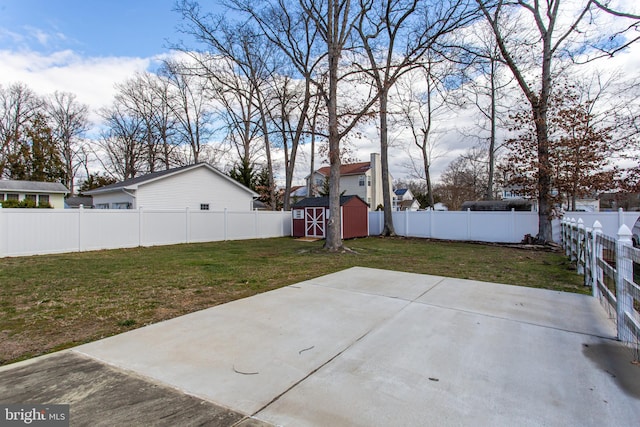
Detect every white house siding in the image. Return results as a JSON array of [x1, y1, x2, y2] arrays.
[[340, 175, 367, 202], [91, 191, 136, 209], [136, 167, 254, 211]]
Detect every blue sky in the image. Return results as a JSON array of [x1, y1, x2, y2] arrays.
[[0, 0, 181, 57], [0, 0, 638, 182]]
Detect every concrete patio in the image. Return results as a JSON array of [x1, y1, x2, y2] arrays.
[[1, 267, 638, 426]]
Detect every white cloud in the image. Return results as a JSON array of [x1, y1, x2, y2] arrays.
[[0, 49, 158, 124]]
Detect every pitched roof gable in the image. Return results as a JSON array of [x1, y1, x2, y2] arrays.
[[315, 161, 371, 177], [84, 163, 258, 197]]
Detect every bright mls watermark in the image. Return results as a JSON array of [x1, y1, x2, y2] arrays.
[[0, 405, 69, 426]]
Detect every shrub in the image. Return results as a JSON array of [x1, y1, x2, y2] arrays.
[[0, 198, 53, 208], [0, 199, 20, 208]]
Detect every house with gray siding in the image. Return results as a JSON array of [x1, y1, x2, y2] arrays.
[[84, 163, 258, 211]]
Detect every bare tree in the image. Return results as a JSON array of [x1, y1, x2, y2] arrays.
[[299, 0, 386, 251], [234, 0, 326, 210], [476, 0, 640, 242], [356, 0, 478, 235], [393, 56, 452, 208], [161, 59, 217, 164], [457, 21, 515, 200], [114, 72, 178, 173], [0, 83, 43, 178], [97, 102, 146, 180], [435, 146, 488, 210], [46, 91, 89, 195], [176, 4, 280, 207]]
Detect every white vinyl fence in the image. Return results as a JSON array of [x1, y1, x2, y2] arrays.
[[562, 218, 640, 360], [369, 210, 539, 243], [562, 209, 640, 238], [0, 207, 292, 258]]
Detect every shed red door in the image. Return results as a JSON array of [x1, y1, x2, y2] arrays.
[[305, 207, 325, 237]]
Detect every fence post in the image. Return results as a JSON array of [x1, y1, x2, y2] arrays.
[[0, 203, 3, 258], [618, 207, 624, 230], [466, 208, 471, 240], [429, 209, 434, 238], [570, 218, 577, 261], [78, 204, 84, 252], [138, 206, 143, 247], [185, 207, 190, 244], [224, 208, 228, 241], [255, 209, 259, 238], [591, 221, 602, 298], [615, 224, 634, 343], [562, 219, 569, 255], [577, 218, 585, 275], [405, 209, 409, 236]]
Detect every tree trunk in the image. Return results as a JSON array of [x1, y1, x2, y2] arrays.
[[379, 92, 396, 236], [534, 105, 553, 242], [485, 58, 497, 200], [324, 40, 343, 251]]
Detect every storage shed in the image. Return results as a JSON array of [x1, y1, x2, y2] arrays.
[[291, 195, 369, 239]]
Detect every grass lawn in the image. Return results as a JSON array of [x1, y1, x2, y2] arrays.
[[0, 236, 584, 365]]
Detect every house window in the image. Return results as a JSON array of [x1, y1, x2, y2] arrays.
[[6, 193, 18, 200], [367, 177, 371, 186], [0, 193, 4, 200], [359, 176, 365, 186], [38, 195, 50, 205], [112, 202, 131, 209], [25, 194, 37, 203], [96, 203, 109, 209], [200, 204, 210, 210]]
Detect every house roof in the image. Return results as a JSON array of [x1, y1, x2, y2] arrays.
[[65, 196, 93, 208], [84, 163, 258, 197], [290, 185, 307, 197], [314, 162, 371, 177], [395, 188, 408, 196], [292, 195, 369, 208], [0, 179, 68, 194]]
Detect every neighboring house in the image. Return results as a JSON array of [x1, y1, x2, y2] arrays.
[[573, 197, 599, 212], [289, 185, 308, 206], [599, 192, 640, 211], [305, 153, 394, 211], [0, 179, 68, 208], [394, 188, 419, 211], [291, 195, 369, 239], [84, 163, 258, 211]]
